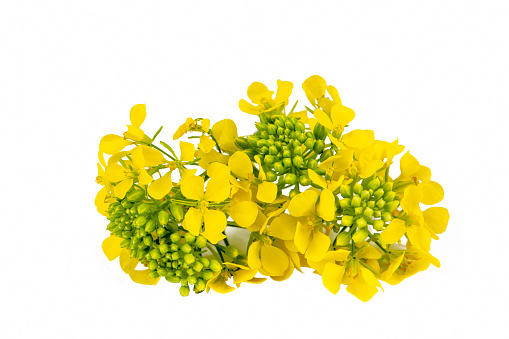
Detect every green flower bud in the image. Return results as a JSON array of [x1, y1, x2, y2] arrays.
[[255, 122, 267, 131], [335, 232, 351, 246], [282, 149, 291, 158], [145, 219, 157, 233], [193, 261, 204, 272], [150, 248, 162, 259], [179, 285, 190, 297], [367, 200, 376, 209], [367, 178, 381, 191], [126, 189, 145, 202], [184, 253, 196, 265], [148, 260, 158, 271], [340, 185, 353, 198], [159, 243, 170, 254], [267, 124, 277, 135], [360, 190, 371, 201], [319, 149, 332, 162], [260, 146, 269, 154], [284, 128, 291, 136], [129, 206, 138, 215], [285, 121, 294, 130], [376, 199, 386, 209], [171, 252, 180, 261], [209, 259, 222, 273], [137, 203, 150, 215], [356, 217, 368, 228], [352, 228, 369, 243], [257, 139, 268, 148], [382, 182, 394, 192], [143, 235, 153, 246], [307, 159, 318, 169], [294, 121, 306, 133], [351, 196, 362, 208], [170, 243, 179, 252], [165, 276, 180, 283], [187, 275, 198, 285], [199, 257, 210, 267], [120, 238, 131, 248], [121, 200, 133, 208], [339, 198, 351, 209], [273, 162, 285, 173], [106, 222, 116, 231], [277, 126, 285, 135], [224, 245, 239, 258], [195, 235, 207, 248], [247, 135, 259, 147], [353, 183, 363, 195], [201, 269, 214, 281], [363, 207, 374, 218], [148, 271, 159, 279], [299, 175, 311, 186], [137, 248, 148, 260], [194, 278, 206, 292], [304, 138, 315, 149], [297, 133, 307, 143], [374, 210, 382, 218], [354, 207, 364, 215], [292, 155, 304, 167], [184, 232, 196, 244], [373, 188, 385, 200], [133, 216, 147, 227], [266, 170, 277, 182], [373, 219, 385, 231], [267, 145, 278, 156], [156, 227, 167, 238], [341, 215, 354, 226], [284, 173, 298, 185], [382, 212, 393, 222], [166, 222, 179, 234], [157, 210, 169, 226], [313, 139, 325, 154], [383, 191, 396, 202], [313, 123, 327, 141], [157, 267, 168, 277], [170, 232, 181, 243], [234, 137, 251, 150], [283, 158, 292, 168], [384, 201, 399, 213]]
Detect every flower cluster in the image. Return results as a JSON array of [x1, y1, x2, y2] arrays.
[[96, 75, 449, 301]]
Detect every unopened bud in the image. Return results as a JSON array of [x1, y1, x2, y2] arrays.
[[384, 201, 399, 213], [225, 245, 239, 258], [137, 203, 150, 215], [360, 190, 371, 201], [373, 219, 385, 231], [356, 217, 367, 228], [127, 189, 145, 202], [383, 191, 396, 202], [376, 199, 386, 209], [353, 183, 363, 195], [179, 285, 190, 297], [351, 196, 362, 208], [363, 207, 374, 219], [341, 215, 354, 226], [340, 185, 353, 198], [335, 232, 351, 247], [367, 178, 381, 191], [382, 182, 394, 192], [209, 259, 222, 273], [382, 212, 393, 222], [339, 198, 351, 209], [352, 228, 369, 243]]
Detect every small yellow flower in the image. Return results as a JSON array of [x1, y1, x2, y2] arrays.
[[302, 75, 342, 113], [239, 80, 293, 115]]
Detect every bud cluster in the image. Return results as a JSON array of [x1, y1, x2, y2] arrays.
[[235, 113, 327, 186], [106, 188, 220, 295], [336, 176, 400, 245]]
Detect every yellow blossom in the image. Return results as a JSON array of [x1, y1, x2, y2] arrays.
[[239, 80, 293, 115]]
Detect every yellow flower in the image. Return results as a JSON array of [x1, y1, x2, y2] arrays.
[[239, 80, 293, 115], [247, 241, 290, 277], [314, 106, 355, 135], [302, 75, 342, 113], [173, 118, 210, 140], [124, 104, 147, 141], [381, 245, 440, 285], [211, 119, 238, 153], [307, 169, 345, 221], [206, 262, 266, 294], [180, 170, 231, 244]]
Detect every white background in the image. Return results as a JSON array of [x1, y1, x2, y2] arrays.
[[1, 1, 508, 338]]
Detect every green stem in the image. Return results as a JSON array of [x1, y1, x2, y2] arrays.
[[206, 245, 223, 263], [151, 126, 163, 142]]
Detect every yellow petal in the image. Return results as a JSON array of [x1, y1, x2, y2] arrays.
[[423, 207, 449, 234], [107, 151, 128, 165], [99, 134, 132, 155], [381, 219, 407, 244], [400, 185, 423, 214], [260, 244, 289, 276], [342, 130, 375, 149], [114, 178, 133, 199], [415, 165, 432, 183], [207, 162, 230, 180], [119, 248, 138, 274], [228, 151, 253, 179], [317, 188, 336, 221], [400, 151, 420, 179], [266, 214, 297, 241], [140, 145, 166, 167], [179, 141, 195, 162], [208, 278, 235, 294], [173, 117, 195, 140], [180, 175, 205, 201], [204, 178, 230, 203], [183, 208, 202, 236], [322, 262, 346, 294], [323, 249, 351, 262], [288, 189, 319, 217], [227, 201, 259, 228], [407, 225, 431, 252], [314, 109, 334, 130], [307, 169, 327, 188], [327, 85, 341, 104], [360, 266, 383, 290], [212, 119, 238, 153], [199, 135, 216, 153], [330, 104, 355, 127], [247, 242, 261, 269], [130, 104, 146, 127], [103, 163, 126, 183], [201, 119, 210, 132], [247, 82, 273, 105], [256, 181, 277, 203], [345, 271, 378, 302], [201, 229, 226, 244], [95, 186, 110, 216], [419, 181, 444, 205], [305, 232, 331, 262], [147, 171, 173, 200], [197, 149, 229, 170], [102, 235, 123, 261], [203, 209, 227, 237], [124, 125, 144, 141], [129, 269, 160, 285], [302, 75, 326, 103], [274, 80, 293, 105], [130, 145, 145, 170], [294, 222, 311, 253], [239, 99, 260, 115], [138, 168, 153, 186]]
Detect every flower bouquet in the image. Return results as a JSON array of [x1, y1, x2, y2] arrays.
[[95, 75, 449, 301]]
